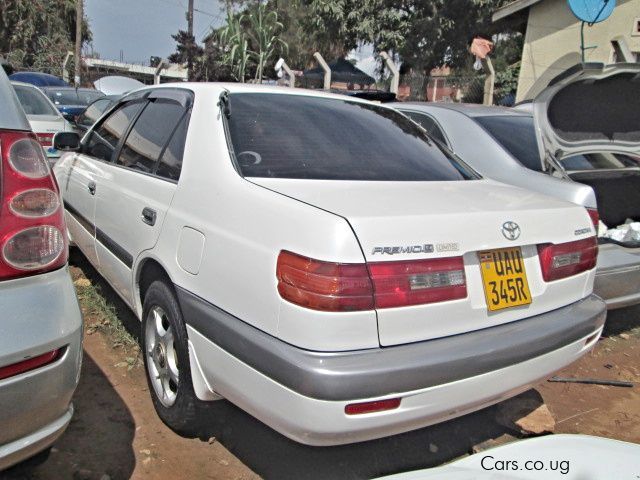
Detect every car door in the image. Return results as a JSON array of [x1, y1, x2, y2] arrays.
[[93, 89, 192, 306], [59, 100, 144, 267]]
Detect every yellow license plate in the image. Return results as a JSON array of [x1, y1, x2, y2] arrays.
[[479, 247, 532, 312]]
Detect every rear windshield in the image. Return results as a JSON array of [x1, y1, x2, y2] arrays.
[[13, 85, 59, 116], [46, 88, 103, 106], [475, 115, 543, 172], [226, 93, 476, 181], [561, 152, 640, 171]]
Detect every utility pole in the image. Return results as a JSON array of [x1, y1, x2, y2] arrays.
[[74, 0, 83, 86], [187, 0, 194, 81]]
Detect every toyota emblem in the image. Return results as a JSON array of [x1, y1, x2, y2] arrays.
[[501, 221, 521, 241]]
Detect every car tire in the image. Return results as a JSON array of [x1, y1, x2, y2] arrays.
[[142, 280, 199, 435]]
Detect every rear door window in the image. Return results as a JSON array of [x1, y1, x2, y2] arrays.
[[226, 93, 475, 181], [156, 112, 189, 181], [85, 101, 144, 162], [116, 99, 185, 174], [475, 115, 543, 172]]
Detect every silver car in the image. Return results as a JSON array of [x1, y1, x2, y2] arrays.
[[394, 64, 640, 309], [0, 67, 82, 470]]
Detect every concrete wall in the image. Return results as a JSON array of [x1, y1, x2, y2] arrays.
[[516, 0, 640, 102]]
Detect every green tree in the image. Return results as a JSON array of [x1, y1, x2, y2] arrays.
[[0, 0, 91, 76]]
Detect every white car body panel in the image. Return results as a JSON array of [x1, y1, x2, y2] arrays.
[[252, 177, 596, 345]]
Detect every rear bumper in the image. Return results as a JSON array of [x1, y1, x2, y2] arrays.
[[180, 289, 606, 445], [595, 243, 640, 309], [0, 267, 83, 469], [0, 406, 73, 471]]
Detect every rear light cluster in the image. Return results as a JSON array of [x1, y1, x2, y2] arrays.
[[276, 251, 467, 312], [0, 348, 62, 381], [0, 131, 67, 280], [537, 237, 598, 282], [586, 208, 599, 235], [35, 132, 54, 148]]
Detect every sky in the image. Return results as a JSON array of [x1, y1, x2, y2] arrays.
[[84, 0, 226, 65]]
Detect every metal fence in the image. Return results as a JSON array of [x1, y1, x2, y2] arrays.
[[399, 72, 514, 106]]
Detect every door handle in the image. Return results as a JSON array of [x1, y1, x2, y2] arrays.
[[88, 181, 96, 195], [141, 207, 157, 226]]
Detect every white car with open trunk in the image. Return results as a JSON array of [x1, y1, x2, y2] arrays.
[[53, 83, 606, 445]]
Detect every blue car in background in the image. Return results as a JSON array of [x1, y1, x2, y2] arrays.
[[9, 71, 69, 87], [41, 87, 105, 120]]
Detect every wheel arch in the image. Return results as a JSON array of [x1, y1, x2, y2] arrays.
[[135, 255, 175, 319]]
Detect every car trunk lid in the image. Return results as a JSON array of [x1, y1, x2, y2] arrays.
[[252, 177, 596, 346], [532, 63, 640, 161]]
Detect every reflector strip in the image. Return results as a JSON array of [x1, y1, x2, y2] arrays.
[[345, 398, 401, 415], [0, 348, 62, 381]]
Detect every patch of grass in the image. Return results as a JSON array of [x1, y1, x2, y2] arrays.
[[73, 276, 141, 370]]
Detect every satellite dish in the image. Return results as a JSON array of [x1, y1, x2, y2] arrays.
[[567, 0, 616, 24], [274, 58, 285, 72]]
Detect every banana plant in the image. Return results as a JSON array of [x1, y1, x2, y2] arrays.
[[245, 3, 288, 83], [219, 12, 251, 82]]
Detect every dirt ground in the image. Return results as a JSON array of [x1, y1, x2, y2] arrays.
[[4, 252, 640, 480]]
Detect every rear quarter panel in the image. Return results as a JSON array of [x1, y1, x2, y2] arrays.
[[146, 88, 379, 351]]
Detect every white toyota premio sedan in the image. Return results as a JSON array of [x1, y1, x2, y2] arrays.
[[53, 84, 606, 446]]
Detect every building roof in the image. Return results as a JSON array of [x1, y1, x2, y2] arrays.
[[492, 0, 544, 22]]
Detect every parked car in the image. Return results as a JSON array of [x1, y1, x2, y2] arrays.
[[54, 84, 605, 446], [0, 66, 82, 470], [74, 95, 120, 133], [9, 71, 69, 87], [11, 81, 74, 162], [42, 87, 105, 120], [394, 64, 640, 309]]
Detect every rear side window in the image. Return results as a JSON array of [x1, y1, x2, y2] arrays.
[[226, 93, 475, 181], [475, 115, 543, 172], [13, 85, 59, 116], [86, 102, 143, 161], [116, 100, 185, 174], [77, 98, 112, 128], [562, 152, 640, 171], [403, 111, 449, 145]]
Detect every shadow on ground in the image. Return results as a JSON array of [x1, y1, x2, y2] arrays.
[[3, 354, 136, 480], [602, 303, 640, 337]]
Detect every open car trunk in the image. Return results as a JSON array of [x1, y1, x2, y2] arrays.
[[533, 63, 640, 247]]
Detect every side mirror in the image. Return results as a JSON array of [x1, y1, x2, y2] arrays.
[[53, 132, 81, 152]]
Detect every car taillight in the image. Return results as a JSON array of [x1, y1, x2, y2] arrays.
[[276, 251, 467, 312], [537, 237, 598, 282], [586, 208, 599, 234], [0, 348, 62, 381], [35, 133, 54, 148], [368, 257, 466, 309], [276, 250, 374, 312], [0, 130, 67, 281]]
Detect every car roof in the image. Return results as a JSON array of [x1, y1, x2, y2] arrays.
[[1, 69, 31, 130], [125, 82, 392, 107], [41, 86, 101, 92], [395, 102, 532, 118], [9, 71, 69, 87]]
